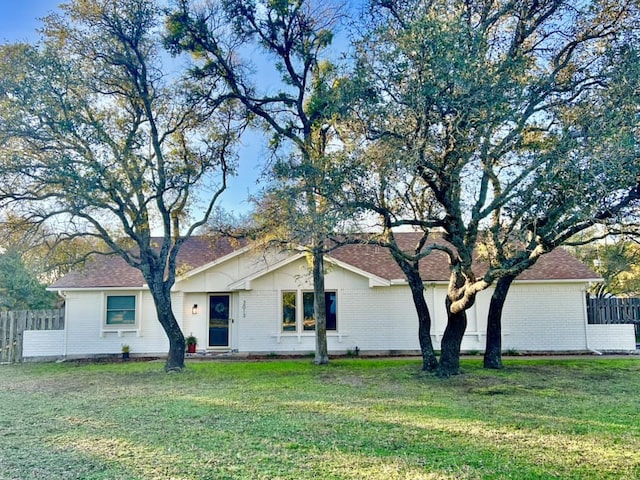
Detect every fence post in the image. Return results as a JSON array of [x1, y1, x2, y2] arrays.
[[8, 311, 16, 363], [16, 311, 28, 363], [0, 312, 8, 364]]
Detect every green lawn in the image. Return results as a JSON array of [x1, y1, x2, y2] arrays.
[[0, 357, 639, 480]]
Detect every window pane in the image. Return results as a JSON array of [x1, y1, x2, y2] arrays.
[[303, 292, 315, 331], [107, 296, 135, 310], [106, 295, 136, 325], [326, 292, 337, 331], [302, 292, 337, 331], [106, 309, 136, 325], [282, 291, 296, 332]]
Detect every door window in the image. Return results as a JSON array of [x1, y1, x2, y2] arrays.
[[209, 295, 230, 347]]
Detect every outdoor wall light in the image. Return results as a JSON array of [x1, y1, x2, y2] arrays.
[[192, 304, 199, 315]]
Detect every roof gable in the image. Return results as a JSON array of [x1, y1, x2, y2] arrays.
[[227, 251, 392, 290], [228, 252, 307, 290]]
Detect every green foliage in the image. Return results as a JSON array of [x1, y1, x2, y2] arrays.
[[575, 240, 640, 297], [350, 0, 640, 255], [167, 0, 351, 365], [0, 0, 244, 370], [168, 0, 352, 242], [344, 0, 640, 374], [0, 249, 58, 311], [0, 0, 240, 265], [0, 215, 106, 285], [0, 358, 639, 479]]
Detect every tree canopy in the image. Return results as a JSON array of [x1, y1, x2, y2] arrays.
[[0, 249, 58, 311], [166, 0, 351, 364], [0, 0, 242, 370], [342, 0, 640, 374], [575, 238, 640, 297]]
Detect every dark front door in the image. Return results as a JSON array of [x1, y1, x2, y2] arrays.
[[209, 295, 230, 347]]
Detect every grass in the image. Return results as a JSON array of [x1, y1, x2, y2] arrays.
[[0, 357, 639, 480]]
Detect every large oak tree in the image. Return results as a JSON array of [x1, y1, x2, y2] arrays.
[[166, 0, 349, 364], [0, 0, 242, 371], [480, 42, 640, 368], [347, 0, 640, 375]]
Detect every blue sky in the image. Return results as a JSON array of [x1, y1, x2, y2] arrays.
[[0, 1, 61, 42], [0, 1, 265, 216], [0, 2, 360, 219]]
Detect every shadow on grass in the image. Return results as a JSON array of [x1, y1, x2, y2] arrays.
[[1, 358, 639, 479]]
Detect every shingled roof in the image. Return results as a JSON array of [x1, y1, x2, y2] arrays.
[[49, 233, 598, 289], [49, 236, 248, 289], [329, 233, 599, 282]]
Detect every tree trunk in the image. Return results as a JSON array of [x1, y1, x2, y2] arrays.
[[146, 274, 185, 372], [483, 274, 515, 369], [437, 267, 473, 377], [390, 250, 438, 371], [164, 319, 186, 372], [312, 247, 329, 365], [438, 297, 467, 377], [406, 270, 438, 371]]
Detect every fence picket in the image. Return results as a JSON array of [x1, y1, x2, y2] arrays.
[[587, 296, 640, 325], [0, 309, 64, 364]]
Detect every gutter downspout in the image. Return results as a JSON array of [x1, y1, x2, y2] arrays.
[[582, 287, 602, 356]]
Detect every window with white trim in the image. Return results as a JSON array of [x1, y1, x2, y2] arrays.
[[105, 295, 137, 326], [282, 291, 297, 332], [281, 291, 337, 332]]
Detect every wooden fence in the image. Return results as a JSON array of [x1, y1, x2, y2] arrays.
[[586, 297, 640, 324], [586, 297, 640, 346], [0, 309, 64, 364]]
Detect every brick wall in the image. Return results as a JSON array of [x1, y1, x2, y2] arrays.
[[23, 331, 65, 358], [587, 324, 636, 351], [501, 283, 588, 351]]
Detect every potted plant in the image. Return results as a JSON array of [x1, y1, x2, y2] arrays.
[[121, 344, 130, 360], [185, 335, 197, 354]]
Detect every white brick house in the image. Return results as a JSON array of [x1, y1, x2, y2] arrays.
[[34, 234, 636, 360]]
